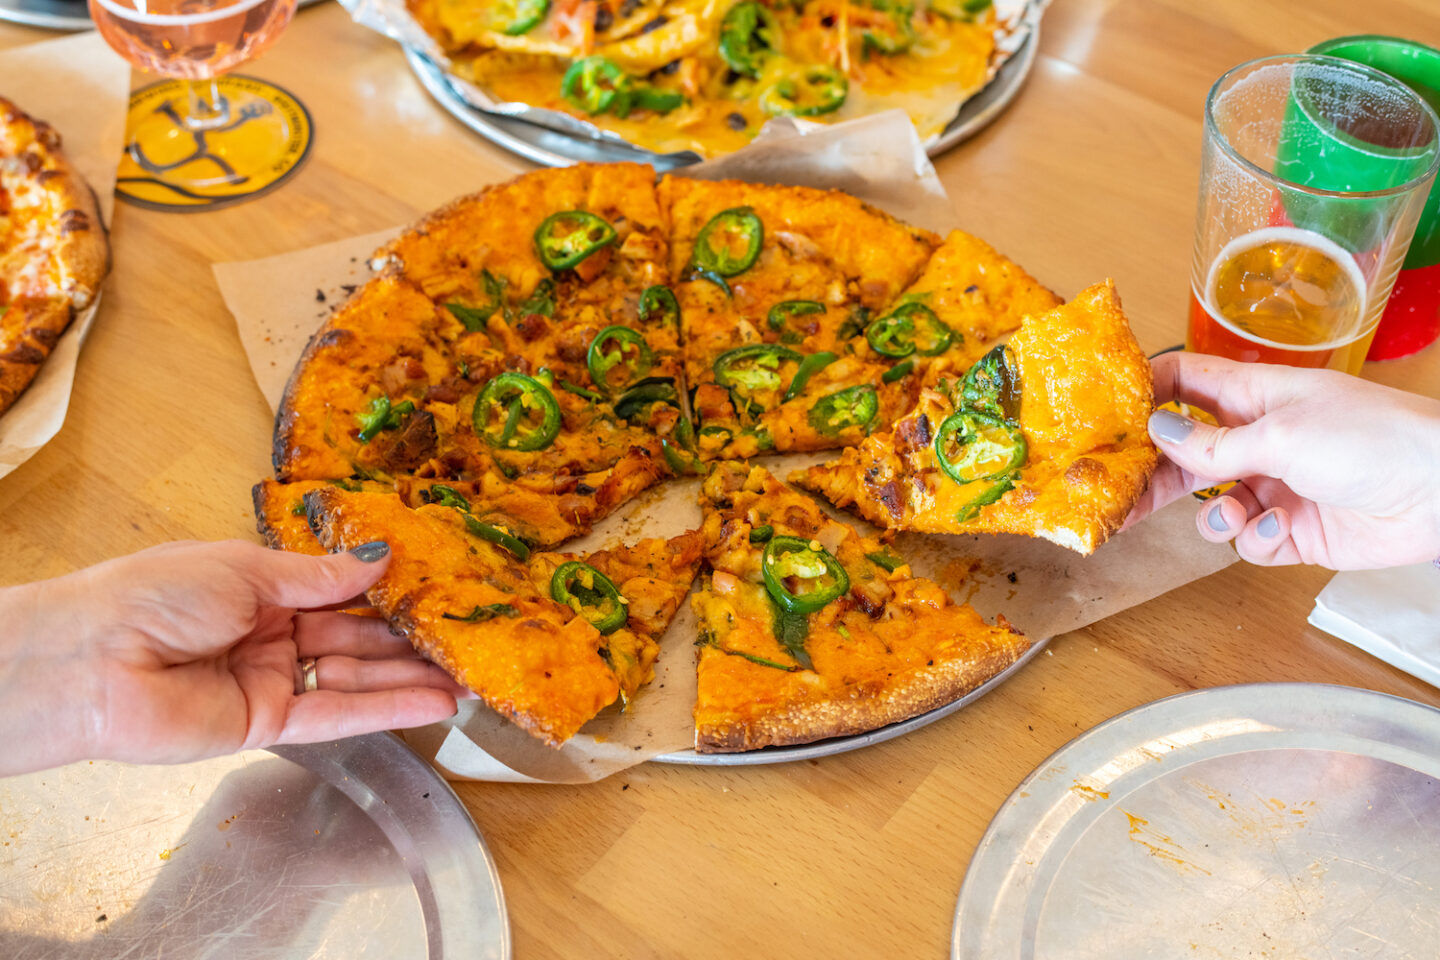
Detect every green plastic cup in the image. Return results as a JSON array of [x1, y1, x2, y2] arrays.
[[1274, 55, 1438, 254], [1308, 35, 1440, 270]]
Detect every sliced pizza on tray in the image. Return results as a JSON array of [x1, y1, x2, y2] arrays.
[[302, 486, 703, 745], [794, 281, 1158, 555], [691, 461, 1030, 753], [658, 175, 939, 460]]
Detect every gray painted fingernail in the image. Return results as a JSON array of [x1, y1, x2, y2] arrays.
[[1149, 409, 1195, 444], [350, 541, 390, 562], [1257, 513, 1280, 539], [1206, 505, 1229, 533]]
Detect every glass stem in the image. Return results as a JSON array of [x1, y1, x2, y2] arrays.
[[183, 77, 232, 132]]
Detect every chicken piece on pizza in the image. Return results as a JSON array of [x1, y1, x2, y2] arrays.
[[658, 175, 937, 459], [303, 486, 702, 744], [0, 98, 108, 416], [691, 461, 1030, 753], [794, 281, 1157, 555]]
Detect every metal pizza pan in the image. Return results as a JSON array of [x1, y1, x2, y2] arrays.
[[952, 682, 1440, 959], [404, 18, 1039, 169], [0, 731, 509, 960]]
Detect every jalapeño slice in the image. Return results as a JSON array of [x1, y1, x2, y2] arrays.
[[881, 358, 915, 384], [560, 56, 628, 115], [534, 209, 618, 271], [960, 342, 1021, 422], [693, 207, 763, 277], [783, 351, 837, 402], [713, 344, 802, 397], [861, 0, 916, 54], [954, 475, 1016, 523], [461, 513, 531, 561], [638, 285, 680, 329], [487, 0, 549, 35], [719, 1, 779, 78], [933, 408, 1026, 486], [473, 372, 561, 451], [761, 536, 850, 614], [808, 384, 878, 435], [767, 299, 825, 334], [615, 376, 680, 421], [929, 0, 991, 20], [758, 63, 847, 117], [550, 561, 627, 634], [865, 302, 952, 358], [587, 325, 654, 393]]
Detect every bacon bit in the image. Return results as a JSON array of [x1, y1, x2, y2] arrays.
[[573, 244, 612, 283], [712, 570, 741, 595]]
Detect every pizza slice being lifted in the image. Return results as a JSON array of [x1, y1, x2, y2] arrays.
[[302, 486, 703, 745], [691, 461, 1030, 753], [794, 281, 1158, 555]]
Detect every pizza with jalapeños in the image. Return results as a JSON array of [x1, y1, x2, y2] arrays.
[[256, 163, 1156, 751], [0, 98, 108, 418], [406, 0, 1005, 157]]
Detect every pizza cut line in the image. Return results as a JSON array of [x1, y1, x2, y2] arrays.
[[255, 163, 1157, 750]]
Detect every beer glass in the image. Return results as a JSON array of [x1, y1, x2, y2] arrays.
[[1188, 55, 1439, 372]]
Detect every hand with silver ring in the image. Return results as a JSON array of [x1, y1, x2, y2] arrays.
[[0, 540, 467, 776]]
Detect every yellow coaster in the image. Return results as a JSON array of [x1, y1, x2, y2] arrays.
[[117, 76, 312, 212]]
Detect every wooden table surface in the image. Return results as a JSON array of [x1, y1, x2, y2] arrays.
[[5, 1, 1440, 956]]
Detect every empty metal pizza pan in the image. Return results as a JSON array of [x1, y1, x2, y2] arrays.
[[953, 683, 1440, 959], [0, 731, 508, 959]]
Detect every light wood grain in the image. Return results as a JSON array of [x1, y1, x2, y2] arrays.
[[4, 2, 1440, 957]]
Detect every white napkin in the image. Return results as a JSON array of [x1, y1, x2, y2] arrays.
[[1309, 564, 1440, 688]]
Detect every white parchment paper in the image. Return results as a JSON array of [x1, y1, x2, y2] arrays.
[[0, 33, 130, 480], [216, 113, 1237, 782]]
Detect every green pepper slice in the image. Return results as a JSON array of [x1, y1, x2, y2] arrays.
[[461, 513, 531, 561], [446, 269, 506, 332], [809, 384, 878, 435], [560, 56, 628, 115], [933, 409, 1027, 486], [693, 207, 763, 277], [473, 372, 561, 451], [762, 535, 851, 614], [638, 285, 680, 330], [486, 0, 549, 34], [759, 63, 848, 117], [767, 299, 825, 335], [929, 0, 991, 20], [954, 476, 1016, 523], [861, 0, 916, 54], [631, 86, 685, 114], [783, 351, 837, 403], [426, 484, 470, 509], [661, 438, 704, 476], [714, 344, 802, 396], [719, 1, 779, 78], [587, 325, 654, 394], [534, 209, 618, 271], [356, 396, 416, 443], [960, 342, 1021, 422], [881, 358, 915, 384], [866, 302, 953, 358], [866, 550, 904, 572], [560, 379, 602, 401], [749, 524, 774, 543], [550, 561, 627, 635], [614, 377, 680, 421]]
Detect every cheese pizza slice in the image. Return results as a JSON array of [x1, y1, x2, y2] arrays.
[[794, 281, 1157, 555], [691, 461, 1030, 753], [304, 486, 703, 745]]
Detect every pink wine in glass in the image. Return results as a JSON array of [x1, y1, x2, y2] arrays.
[[89, 0, 297, 80]]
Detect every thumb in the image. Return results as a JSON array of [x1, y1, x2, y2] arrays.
[[241, 541, 391, 610], [1147, 408, 1278, 485]]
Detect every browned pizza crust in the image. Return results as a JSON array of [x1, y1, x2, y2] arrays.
[[0, 97, 109, 416]]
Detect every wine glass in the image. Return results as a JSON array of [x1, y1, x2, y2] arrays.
[[90, 0, 308, 210]]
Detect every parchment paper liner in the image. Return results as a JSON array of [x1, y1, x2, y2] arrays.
[[215, 112, 1237, 783], [0, 33, 130, 481]]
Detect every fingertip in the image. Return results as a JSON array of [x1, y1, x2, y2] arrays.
[[1234, 507, 1300, 566], [1149, 408, 1197, 447], [1196, 497, 1240, 543]]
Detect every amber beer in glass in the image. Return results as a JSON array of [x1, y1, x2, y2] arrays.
[[1189, 56, 1439, 372]]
